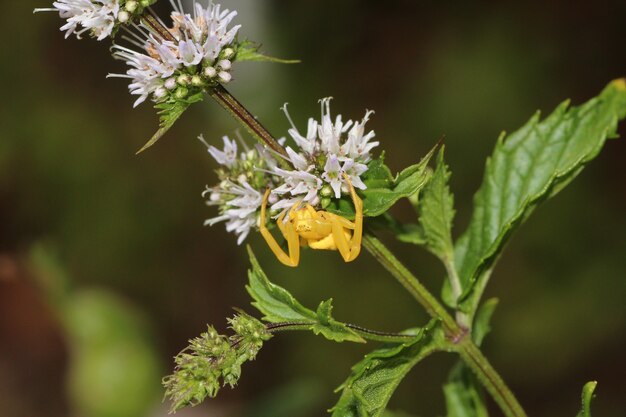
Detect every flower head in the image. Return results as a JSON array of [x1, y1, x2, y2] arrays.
[[34, 0, 154, 41], [271, 98, 379, 212], [108, 1, 240, 107], [201, 135, 280, 245]]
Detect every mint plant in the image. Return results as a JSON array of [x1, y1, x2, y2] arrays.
[[36, 1, 626, 416]]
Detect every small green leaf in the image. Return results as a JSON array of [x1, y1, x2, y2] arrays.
[[331, 322, 442, 417], [328, 144, 438, 219], [418, 147, 455, 260], [472, 298, 498, 346], [235, 40, 300, 64], [246, 248, 365, 343], [443, 363, 489, 417], [451, 79, 626, 312], [576, 381, 598, 417], [137, 92, 204, 154]]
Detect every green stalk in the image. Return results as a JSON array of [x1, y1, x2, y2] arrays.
[[458, 339, 528, 417], [362, 233, 527, 417], [362, 233, 458, 335], [266, 322, 416, 344]]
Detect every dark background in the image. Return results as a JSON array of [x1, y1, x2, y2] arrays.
[[1, 1, 625, 416]]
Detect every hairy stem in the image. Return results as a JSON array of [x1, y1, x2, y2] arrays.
[[362, 233, 458, 335], [457, 339, 528, 417], [208, 85, 290, 166], [363, 232, 527, 417], [265, 321, 416, 344]]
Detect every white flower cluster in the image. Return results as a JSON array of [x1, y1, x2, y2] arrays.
[[201, 136, 281, 245], [34, 0, 152, 41], [109, 1, 240, 107], [271, 98, 378, 212], [203, 99, 379, 243]]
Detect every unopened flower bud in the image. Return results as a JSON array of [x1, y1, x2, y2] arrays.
[[222, 47, 235, 59], [139, 0, 151, 7], [321, 197, 331, 209], [164, 77, 177, 90], [218, 59, 232, 70], [177, 74, 191, 85], [191, 75, 203, 86], [203, 66, 217, 78], [118, 10, 130, 23], [125, 0, 138, 12], [268, 193, 278, 205], [154, 86, 167, 99], [320, 184, 334, 198], [218, 71, 232, 83], [175, 87, 189, 99]]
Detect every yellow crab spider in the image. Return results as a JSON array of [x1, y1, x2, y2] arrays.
[[260, 174, 363, 267]]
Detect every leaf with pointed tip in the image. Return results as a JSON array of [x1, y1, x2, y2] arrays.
[[331, 322, 442, 417], [235, 40, 300, 64], [449, 79, 626, 312], [576, 381, 598, 417], [137, 92, 204, 154], [418, 147, 455, 260], [443, 363, 489, 417], [328, 144, 438, 219], [246, 248, 364, 343]]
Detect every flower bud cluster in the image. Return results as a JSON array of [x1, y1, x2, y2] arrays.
[[109, 2, 241, 107], [202, 135, 283, 245], [35, 0, 156, 41], [163, 313, 271, 413]]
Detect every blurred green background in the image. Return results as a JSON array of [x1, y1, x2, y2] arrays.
[[1, 1, 625, 416]]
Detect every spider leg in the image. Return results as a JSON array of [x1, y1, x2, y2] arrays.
[[327, 175, 363, 262], [259, 189, 301, 267], [343, 173, 363, 261]]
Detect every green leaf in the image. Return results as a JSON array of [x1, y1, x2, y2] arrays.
[[443, 363, 489, 417], [246, 247, 365, 343], [235, 40, 300, 64], [418, 147, 455, 260], [136, 92, 204, 154], [451, 79, 626, 312], [328, 145, 438, 219], [472, 298, 498, 346], [576, 381, 598, 417], [331, 322, 442, 417]]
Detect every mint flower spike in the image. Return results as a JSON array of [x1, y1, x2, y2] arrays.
[[271, 98, 379, 214], [34, 0, 156, 41], [163, 312, 271, 413], [200, 134, 283, 245], [107, 1, 241, 107]]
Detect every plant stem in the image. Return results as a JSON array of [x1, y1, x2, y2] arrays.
[[265, 321, 416, 344], [362, 232, 527, 417], [207, 85, 290, 165], [362, 233, 458, 335], [458, 339, 528, 417]]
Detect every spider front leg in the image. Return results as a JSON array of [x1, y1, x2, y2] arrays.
[[259, 189, 301, 267], [331, 174, 363, 262]]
